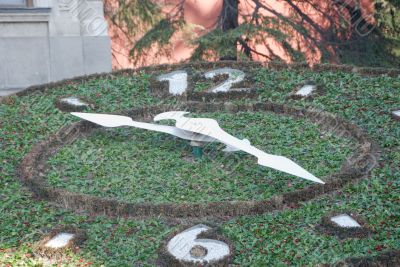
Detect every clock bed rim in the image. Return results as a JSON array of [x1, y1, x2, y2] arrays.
[[19, 101, 380, 219]]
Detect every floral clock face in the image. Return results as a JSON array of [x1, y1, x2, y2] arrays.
[[14, 62, 389, 266]]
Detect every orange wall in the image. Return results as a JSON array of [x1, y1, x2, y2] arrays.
[[107, 0, 375, 69]]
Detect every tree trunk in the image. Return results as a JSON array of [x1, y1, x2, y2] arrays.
[[220, 0, 239, 61]]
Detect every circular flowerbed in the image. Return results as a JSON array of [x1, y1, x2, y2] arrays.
[[2, 61, 399, 266], [44, 111, 353, 203], [20, 99, 378, 218]]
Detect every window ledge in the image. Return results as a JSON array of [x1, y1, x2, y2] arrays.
[[0, 8, 51, 22]]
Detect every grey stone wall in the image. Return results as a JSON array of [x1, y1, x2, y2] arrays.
[[0, 0, 112, 95]]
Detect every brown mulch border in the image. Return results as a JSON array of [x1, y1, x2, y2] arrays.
[[328, 249, 400, 267], [19, 99, 380, 219]]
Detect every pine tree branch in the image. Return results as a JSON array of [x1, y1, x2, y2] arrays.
[[283, 0, 327, 37], [238, 38, 273, 60]]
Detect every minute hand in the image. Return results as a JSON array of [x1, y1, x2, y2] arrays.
[[170, 116, 324, 184]]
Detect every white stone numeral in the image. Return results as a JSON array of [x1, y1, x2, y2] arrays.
[[295, 84, 316, 97], [204, 68, 245, 93], [157, 68, 246, 95], [45, 233, 75, 249], [392, 110, 400, 120], [167, 224, 230, 263], [330, 214, 361, 228], [60, 96, 89, 107], [157, 70, 188, 96]]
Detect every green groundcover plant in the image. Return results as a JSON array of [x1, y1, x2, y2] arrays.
[[0, 67, 399, 266]]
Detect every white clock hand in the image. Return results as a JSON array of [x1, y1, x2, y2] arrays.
[[154, 111, 324, 184], [70, 112, 216, 143]]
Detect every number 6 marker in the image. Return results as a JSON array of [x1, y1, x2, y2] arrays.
[[167, 224, 230, 263]]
